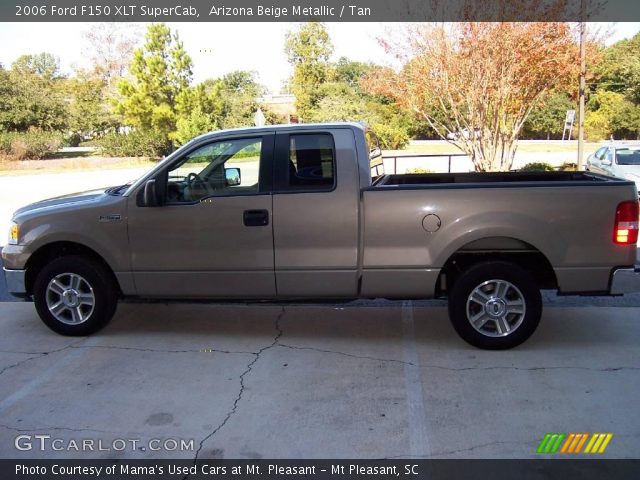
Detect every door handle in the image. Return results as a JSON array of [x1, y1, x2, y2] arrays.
[[243, 209, 269, 227]]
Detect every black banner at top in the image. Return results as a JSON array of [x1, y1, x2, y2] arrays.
[[2, 0, 640, 22]]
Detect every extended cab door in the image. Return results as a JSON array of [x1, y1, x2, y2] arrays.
[[272, 128, 360, 297], [127, 133, 276, 298]]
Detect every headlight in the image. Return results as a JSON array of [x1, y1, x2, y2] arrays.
[[8, 222, 18, 245]]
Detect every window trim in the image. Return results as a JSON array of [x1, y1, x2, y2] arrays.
[[273, 131, 337, 194]]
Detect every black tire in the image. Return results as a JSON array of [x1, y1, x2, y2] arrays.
[[448, 261, 542, 349], [33, 255, 118, 336]]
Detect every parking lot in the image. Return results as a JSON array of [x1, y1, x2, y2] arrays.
[[0, 164, 638, 460], [0, 294, 639, 459]]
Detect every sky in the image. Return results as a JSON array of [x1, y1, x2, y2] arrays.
[[0, 22, 639, 93]]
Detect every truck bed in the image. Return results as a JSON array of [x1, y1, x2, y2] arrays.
[[372, 171, 629, 188]]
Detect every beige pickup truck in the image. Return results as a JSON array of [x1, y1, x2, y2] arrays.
[[3, 123, 640, 349]]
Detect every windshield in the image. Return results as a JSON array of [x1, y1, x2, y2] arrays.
[[616, 148, 640, 165]]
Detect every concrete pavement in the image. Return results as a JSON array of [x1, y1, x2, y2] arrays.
[[0, 301, 638, 459]]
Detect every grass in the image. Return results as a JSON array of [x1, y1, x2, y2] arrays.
[[0, 155, 158, 176]]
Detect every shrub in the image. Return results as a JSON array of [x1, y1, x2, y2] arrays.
[[97, 130, 172, 158], [62, 133, 83, 148], [0, 130, 62, 160], [520, 162, 555, 172], [559, 162, 577, 171], [371, 123, 410, 150]]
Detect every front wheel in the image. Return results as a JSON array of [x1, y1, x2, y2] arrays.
[[448, 261, 542, 349], [33, 255, 118, 336]]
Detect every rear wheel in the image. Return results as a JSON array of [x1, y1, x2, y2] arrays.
[[33, 255, 118, 336], [448, 261, 542, 349]]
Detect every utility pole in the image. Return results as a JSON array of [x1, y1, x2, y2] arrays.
[[577, 0, 586, 169]]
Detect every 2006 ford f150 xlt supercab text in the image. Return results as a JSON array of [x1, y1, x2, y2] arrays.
[[3, 123, 640, 349]]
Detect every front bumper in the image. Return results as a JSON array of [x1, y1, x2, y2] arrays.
[[610, 267, 640, 294], [3, 267, 26, 296]]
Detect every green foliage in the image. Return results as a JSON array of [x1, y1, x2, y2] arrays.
[[62, 133, 83, 147], [0, 130, 62, 160], [370, 123, 410, 150], [97, 130, 171, 158], [115, 24, 193, 143], [215, 71, 264, 129], [174, 107, 217, 146], [285, 22, 333, 120], [0, 54, 68, 132], [594, 32, 640, 104], [11, 53, 61, 79], [520, 162, 555, 172], [585, 90, 640, 140], [333, 57, 373, 89], [67, 74, 114, 136], [298, 57, 412, 150], [522, 92, 575, 140]]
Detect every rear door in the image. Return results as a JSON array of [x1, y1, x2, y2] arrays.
[[272, 128, 360, 297]]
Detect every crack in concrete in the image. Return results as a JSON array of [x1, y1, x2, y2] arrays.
[[277, 343, 640, 372], [186, 307, 285, 478], [0, 344, 256, 367], [70, 345, 256, 355], [0, 341, 83, 377], [0, 423, 136, 436]]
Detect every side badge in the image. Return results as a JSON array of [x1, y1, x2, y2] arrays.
[[99, 214, 122, 222]]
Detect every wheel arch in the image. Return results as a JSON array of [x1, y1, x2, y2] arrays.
[[25, 241, 121, 296], [437, 236, 558, 296]]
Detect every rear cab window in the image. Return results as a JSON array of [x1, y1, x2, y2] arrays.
[[277, 133, 336, 192]]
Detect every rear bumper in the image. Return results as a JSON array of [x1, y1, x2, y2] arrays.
[[3, 267, 26, 296], [610, 267, 640, 294]]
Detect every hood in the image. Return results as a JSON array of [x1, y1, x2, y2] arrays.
[[12, 189, 110, 219]]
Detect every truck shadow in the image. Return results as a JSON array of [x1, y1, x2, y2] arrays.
[[98, 301, 640, 354]]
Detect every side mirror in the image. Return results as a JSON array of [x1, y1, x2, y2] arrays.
[[225, 167, 241, 186], [602, 159, 612, 166], [143, 179, 158, 207]]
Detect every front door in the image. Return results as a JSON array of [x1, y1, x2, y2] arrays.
[[127, 134, 276, 298]]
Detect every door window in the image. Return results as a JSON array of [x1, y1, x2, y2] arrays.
[[166, 137, 262, 203]]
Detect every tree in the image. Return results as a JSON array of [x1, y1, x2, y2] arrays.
[[83, 23, 141, 88], [115, 23, 193, 143], [285, 22, 333, 121], [585, 90, 640, 140], [594, 32, 640, 104], [12, 53, 61, 79], [0, 54, 68, 132], [364, 22, 583, 171], [67, 73, 113, 135], [173, 71, 269, 145], [522, 92, 575, 139]]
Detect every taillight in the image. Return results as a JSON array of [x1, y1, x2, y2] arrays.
[[614, 200, 639, 245]]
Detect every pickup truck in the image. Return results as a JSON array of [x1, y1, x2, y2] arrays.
[[3, 123, 640, 349]]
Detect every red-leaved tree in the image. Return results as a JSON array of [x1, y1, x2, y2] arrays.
[[364, 22, 587, 171]]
